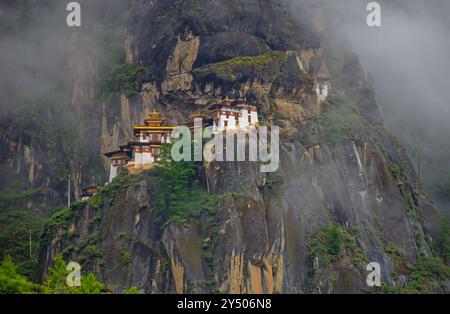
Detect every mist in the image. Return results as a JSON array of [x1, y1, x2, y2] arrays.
[[290, 0, 450, 212], [338, 0, 450, 212], [2, 0, 450, 210], [0, 1, 128, 190], [0, 1, 127, 116]]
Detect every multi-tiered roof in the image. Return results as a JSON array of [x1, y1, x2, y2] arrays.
[[104, 112, 177, 181]]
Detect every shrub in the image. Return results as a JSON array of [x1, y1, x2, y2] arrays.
[[0, 184, 43, 210], [308, 224, 366, 268], [154, 143, 218, 227], [123, 287, 143, 294], [99, 63, 145, 99], [41, 208, 76, 244], [317, 93, 364, 146], [43, 255, 106, 294], [406, 256, 450, 292], [0, 210, 46, 278], [0, 256, 41, 294], [192, 51, 288, 81], [435, 218, 450, 261]]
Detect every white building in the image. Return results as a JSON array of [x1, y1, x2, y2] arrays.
[[209, 99, 259, 133], [104, 112, 176, 182], [315, 61, 331, 103], [316, 79, 329, 102]]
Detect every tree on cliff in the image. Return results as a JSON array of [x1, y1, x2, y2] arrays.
[[43, 255, 106, 294], [154, 142, 217, 226]]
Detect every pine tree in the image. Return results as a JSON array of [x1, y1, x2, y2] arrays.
[[0, 256, 40, 294], [43, 255, 106, 294]]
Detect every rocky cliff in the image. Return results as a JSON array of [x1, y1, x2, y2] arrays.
[[2, 0, 448, 293]]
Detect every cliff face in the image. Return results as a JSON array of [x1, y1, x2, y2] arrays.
[[29, 0, 447, 293]]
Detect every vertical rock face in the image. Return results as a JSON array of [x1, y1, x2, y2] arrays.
[[25, 0, 447, 293]]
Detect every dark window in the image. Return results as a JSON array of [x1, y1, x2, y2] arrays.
[[318, 82, 325, 95]]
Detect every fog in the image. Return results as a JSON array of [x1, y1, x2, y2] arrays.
[[290, 0, 450, 211], [0, 0, 126, 116], [0, 1, 70, 113], [1, 0, 449, 210], [337, 0, 450, 212]]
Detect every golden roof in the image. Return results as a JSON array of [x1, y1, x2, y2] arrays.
[[133, 126, 176, 130], [221, 97, 234, 105], [147, 111, 164, 121], [191, 111, 206, 118]]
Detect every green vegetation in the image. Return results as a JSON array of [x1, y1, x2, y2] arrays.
[[435, 218, 450, 261], [317, 93, 364, 146], [378, 240, 450, 294], [0, 256, 41, 294], [94, 171, 139, 207], [434, 175, 450, 202], [123, 287, 143, 294], [383, 242, 404, 257], [390, 163, 402, 179], [43, 256, 106, 294], [116, 232, 135, 242], [382, 242, 409, 279], [154, 143, 218, 227], [161, 256, 169, 273], [0, 255, 106, 294], [0, 210, 47, 279], [198, 237, 217, 292], [305, 224, 367, 294], [43, 207, 104, 267], [404, 257, 450, 292], [193, 51, 288, 80], [36, 172, 140, 285], [99, 63, 145, 99], [307, 224, 366, 268], [119, 248, 132, 265], [69, 240, 106, 267], [382, 256, 450, 294], [78, 171, 139, 217], [41, 208, 76, 245], [0, 184, 43, 210]]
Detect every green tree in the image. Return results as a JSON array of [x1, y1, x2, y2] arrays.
[[0, 256, 40, 294], [123, 287, 143, 294], [436, 218, 450, 262], [154, 143, 217, 226], [154, 143, 197, 215], [100, 63, 145, 99], [43, 255, 106, 294]]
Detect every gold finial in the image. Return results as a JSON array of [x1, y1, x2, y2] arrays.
[[149, 111, 161, 118], [191, 111, 205, 118], [222, 96, 234, 105]]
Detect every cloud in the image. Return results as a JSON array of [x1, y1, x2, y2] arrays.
[[0, 0, 127, 115], [287, 0, 450, 210]]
